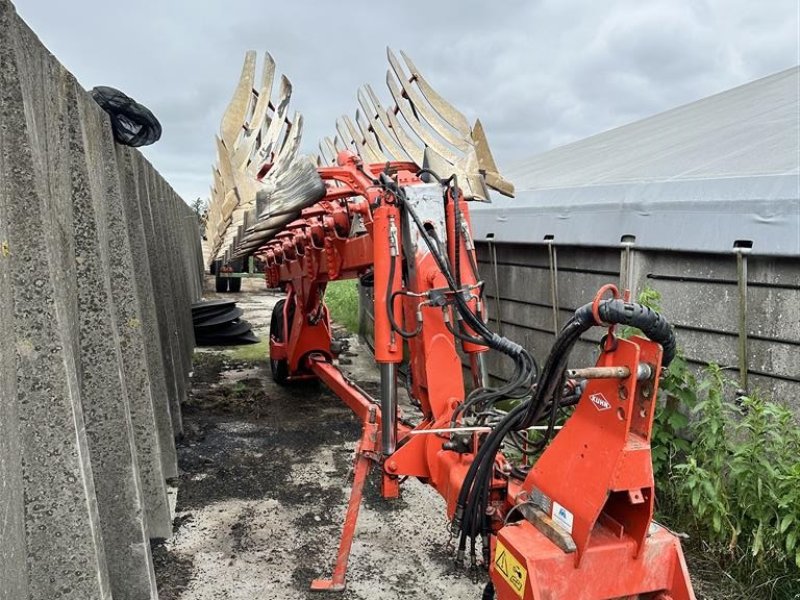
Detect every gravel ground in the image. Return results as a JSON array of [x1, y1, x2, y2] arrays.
[[153, 277, 485, 600]]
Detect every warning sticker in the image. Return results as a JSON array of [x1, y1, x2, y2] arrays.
[[552, 501, 574, 534], [494, 540, 528, 599]]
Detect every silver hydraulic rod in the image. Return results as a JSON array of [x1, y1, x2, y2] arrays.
[[470, 352, 489, 389], [380, 363, 398, 455]]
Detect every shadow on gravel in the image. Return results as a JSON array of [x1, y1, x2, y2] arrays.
[[152, 542, 194, 600]]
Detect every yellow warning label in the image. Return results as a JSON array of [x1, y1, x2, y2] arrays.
[[494, 540, 527, 598]]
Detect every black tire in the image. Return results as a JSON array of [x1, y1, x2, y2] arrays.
[[482, 582, 495, 600], [228, 277, 242, 293], [270, 299, 289, 385], [215, 275, 229, 293]]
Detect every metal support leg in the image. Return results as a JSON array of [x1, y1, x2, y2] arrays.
[[311, 412, 377, 592]]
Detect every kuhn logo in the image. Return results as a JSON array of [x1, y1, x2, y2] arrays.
[[590, 393, 611, 411]]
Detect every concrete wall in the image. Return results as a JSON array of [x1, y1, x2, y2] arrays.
[[356, 234, 798, 417], [475, 241, 800, 415], [0, 1, 203, 598]]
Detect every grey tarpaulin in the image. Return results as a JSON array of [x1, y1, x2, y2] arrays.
[[471, 66, 800, 257]]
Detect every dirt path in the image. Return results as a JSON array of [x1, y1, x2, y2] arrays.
[[153, 279, 485, 599]]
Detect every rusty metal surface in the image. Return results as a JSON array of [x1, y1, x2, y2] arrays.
[[204, 53, 304, 266], [325, 48, 514, 201]]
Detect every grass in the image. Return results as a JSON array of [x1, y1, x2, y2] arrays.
[[228, 339, 268, 363], [325, 280, 359, 332]]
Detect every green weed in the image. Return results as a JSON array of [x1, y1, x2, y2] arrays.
[[630, 287, 800, 598], [324, 280, 360, 332]]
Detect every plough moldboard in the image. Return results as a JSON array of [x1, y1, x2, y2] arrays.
[[202, 49, 696, 600]]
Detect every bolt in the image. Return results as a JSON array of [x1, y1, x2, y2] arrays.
[[386, 461, 398, 473]]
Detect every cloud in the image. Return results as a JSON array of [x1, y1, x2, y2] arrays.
[[12, 0, 799, 202]]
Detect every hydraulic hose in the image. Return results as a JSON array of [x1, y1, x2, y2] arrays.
[[455, 297, 677, 565], [386, 250, 422, 339], [575, 299, 677, 367]]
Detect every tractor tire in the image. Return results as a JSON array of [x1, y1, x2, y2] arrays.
[[270, 299, 289, 385], [215, 275, 229, 293], [482, 583, 495, 600]]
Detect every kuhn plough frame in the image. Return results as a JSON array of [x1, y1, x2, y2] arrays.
[[205, 49, 696, 600]]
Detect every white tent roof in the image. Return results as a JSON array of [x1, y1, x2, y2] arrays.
[[472, 66, 800, 256]]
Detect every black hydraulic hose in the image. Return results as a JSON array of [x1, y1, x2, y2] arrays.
[[374, 176, 530, 368], [393, 179, 537, 403], [454, 402, 527, 541], [416, 167, 447, 183], [401, 188, 526, 361], [458, 411, 521, 555], [378, 175, 536, 429], [445, 312, 486, 346], [521, 299, 677, 432], [518, 317, 586, 428], [373, 174, 541, 562], [576, 299, 677, 367], [517, 297, 676, 430], [386, 250, 421, 339], [482, 582, 495, 600], [446, 179, 491, 343]]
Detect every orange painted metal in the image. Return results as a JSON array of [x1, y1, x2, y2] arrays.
[[398, 249, 465, 422], [526, 337, 659, 564], [372, 203, 403, 364], [494, 518, 692, 600], [282, 284, 333, 376], [491, 336, 694, 599], [308, 356, 376, 424]]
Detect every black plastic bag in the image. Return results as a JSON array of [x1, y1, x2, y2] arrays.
[[90, 86, 162, 147]]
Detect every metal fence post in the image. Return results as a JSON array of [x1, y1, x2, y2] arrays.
[[620, 234, 636, 299], [545, 235, 560, 336], [734, 242, 752, 391]]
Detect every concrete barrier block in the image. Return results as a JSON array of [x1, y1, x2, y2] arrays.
[[58, 70, 157, 600], [0, 113, 28, 600], [0, 3, 112, 597], [115, 146, 180, 480], [135, 154, 185, 436], [78, 93, 173, 540]]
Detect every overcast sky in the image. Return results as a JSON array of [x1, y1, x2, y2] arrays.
[[13, 0, 800, 202]]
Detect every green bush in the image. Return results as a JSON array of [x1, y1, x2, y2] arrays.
[[631, 287, 800, 597]]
